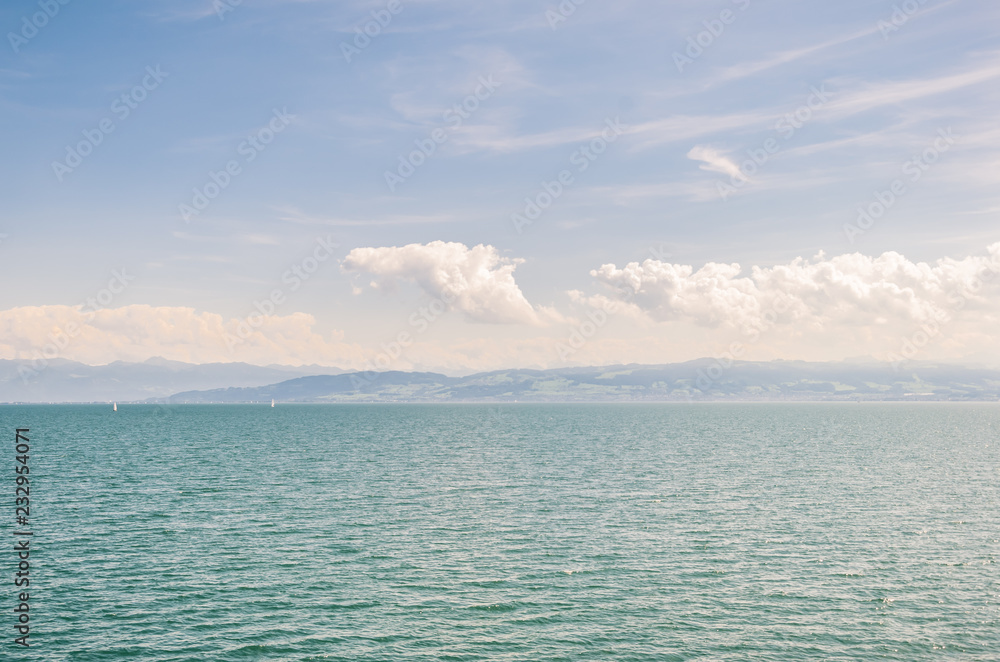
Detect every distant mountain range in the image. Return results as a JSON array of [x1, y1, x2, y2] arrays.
[[0, 358, 342, 403], [161, 360, 1000, 403], [3, 358, 999, 404]]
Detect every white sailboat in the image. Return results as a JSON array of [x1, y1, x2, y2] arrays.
[[113, 402, 118, 412], [271, 399, 275, 408]]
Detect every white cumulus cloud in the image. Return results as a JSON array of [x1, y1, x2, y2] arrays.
[[588, 243, 1000, 336], [342, 241, 551, 325]]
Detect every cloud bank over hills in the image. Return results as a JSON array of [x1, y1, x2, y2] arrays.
[[2, 243, 998, 372]]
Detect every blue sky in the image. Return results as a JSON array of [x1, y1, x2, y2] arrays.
[[2, 0, 999, 372]]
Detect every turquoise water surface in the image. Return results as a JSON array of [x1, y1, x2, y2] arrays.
[[1, 403, 997, 660]]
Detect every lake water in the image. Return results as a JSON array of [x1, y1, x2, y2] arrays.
[[2, 403, 998, 660]]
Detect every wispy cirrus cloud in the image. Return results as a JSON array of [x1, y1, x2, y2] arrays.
[[686, 145, 744, 179], [822, 54, 1000, 120]]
